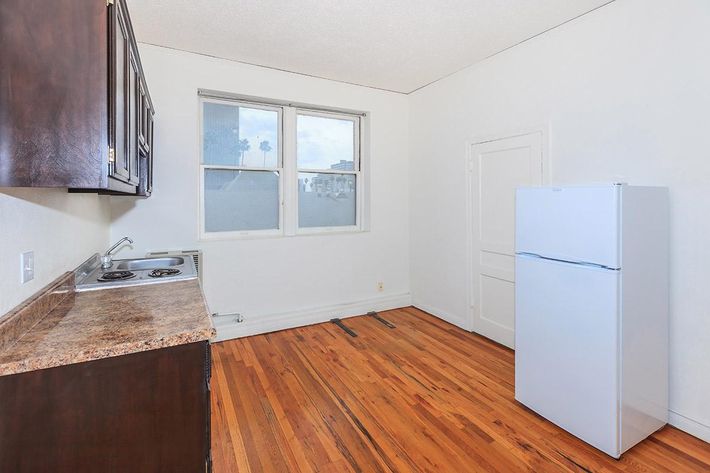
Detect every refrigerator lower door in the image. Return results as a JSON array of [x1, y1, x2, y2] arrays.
[[515, 254, 621, 457]]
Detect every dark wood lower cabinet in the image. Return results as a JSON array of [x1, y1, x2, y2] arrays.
[[0, 342, 211, 473]]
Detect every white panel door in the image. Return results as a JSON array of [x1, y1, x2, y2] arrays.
[[516, 185, 621, 268], [515, 254, 620, 457], [468, 132, 543, 348]]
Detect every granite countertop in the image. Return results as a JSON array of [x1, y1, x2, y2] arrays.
[[0, 273, 215, 376]]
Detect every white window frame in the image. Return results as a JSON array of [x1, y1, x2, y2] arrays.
[[199, 97, 284, 240], [198, 91, 367, 240]]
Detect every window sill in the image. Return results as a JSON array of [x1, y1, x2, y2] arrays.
[[199, 227, 368, 242]]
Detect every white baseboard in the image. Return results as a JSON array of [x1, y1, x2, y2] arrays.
[[213, 292, 412, 341], [411, 300, 471, 330], [669, 410, 710, 443]]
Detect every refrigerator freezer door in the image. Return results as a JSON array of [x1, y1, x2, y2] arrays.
[[515, 254, 620, 457], [516, 185, 620, 268]]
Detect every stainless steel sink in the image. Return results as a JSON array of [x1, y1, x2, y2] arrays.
[[115, 257, 184, 270]]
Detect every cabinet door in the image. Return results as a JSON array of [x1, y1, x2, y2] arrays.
[[138, 84, 148, 150], [0, 342, 210, 472], [136, 109, 154, 197], [128, 49, 140, 184], [110, 0, 131, 183], [204, 342, 212, 472], [0, 0, 109, 188], [147, 111, 154, 194]]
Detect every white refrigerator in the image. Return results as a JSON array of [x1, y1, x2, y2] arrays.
[[514, 184, 669, 458]]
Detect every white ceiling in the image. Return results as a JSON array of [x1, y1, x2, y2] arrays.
[[127, 0, 613, 94]]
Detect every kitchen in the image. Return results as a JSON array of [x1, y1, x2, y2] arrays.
[[1, 0, 710, 471]]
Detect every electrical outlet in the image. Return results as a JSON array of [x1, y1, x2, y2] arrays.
[[21, 251, 34, 284], [377, 282, 384, 292]]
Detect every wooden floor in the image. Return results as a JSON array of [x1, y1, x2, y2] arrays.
[[210, 307, 710, 472]]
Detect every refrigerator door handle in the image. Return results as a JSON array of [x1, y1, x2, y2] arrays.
[[576, 261, 620, 271], [517, 251, 545, 259], [515, 252, 620, 271]]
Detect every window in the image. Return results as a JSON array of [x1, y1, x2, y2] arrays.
[[201, 100, 282, 235], [297, 112, 359, 230], [199, 93, 364, 238]]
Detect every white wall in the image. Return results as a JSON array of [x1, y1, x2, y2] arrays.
[[409, 0, 710, 440], [110, 44, 411, 334], [0, 190, 110, 315]]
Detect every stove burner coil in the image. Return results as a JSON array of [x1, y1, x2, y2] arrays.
[[148, 268, 182, 278], [97, 270, 136, 282]]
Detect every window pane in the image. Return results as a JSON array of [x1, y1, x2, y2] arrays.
[[297, 114, 355, 170], [298, 172, 356, 228], [204, 169, 279, 232], [203, 102, 278, 168]]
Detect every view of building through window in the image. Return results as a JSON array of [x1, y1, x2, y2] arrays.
[[203, 102, 279, 168]]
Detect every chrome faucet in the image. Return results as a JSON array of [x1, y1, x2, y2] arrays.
[[101, 236, 134, 269]]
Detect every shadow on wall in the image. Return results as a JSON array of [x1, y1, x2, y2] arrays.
[[108, 196, 140, 221], [0, 188, 111, 223]]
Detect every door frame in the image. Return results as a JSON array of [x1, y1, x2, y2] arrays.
[[465, 126, 550, 337]]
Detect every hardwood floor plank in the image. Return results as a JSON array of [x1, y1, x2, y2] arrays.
[[242, 337, 334, 472], [223, 341, 290, 472], [211, 343, 252, 473], [293, 325, 441, 471], [211, 307, 710, 473], [246, 336, 321, 473], [265, 332, 391, 473], [349, 311, 581, 471]]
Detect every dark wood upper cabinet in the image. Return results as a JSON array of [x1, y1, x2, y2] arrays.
[[0, 0, 155, 195]]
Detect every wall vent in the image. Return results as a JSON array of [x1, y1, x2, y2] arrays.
[[146, 249, 203, 283]]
